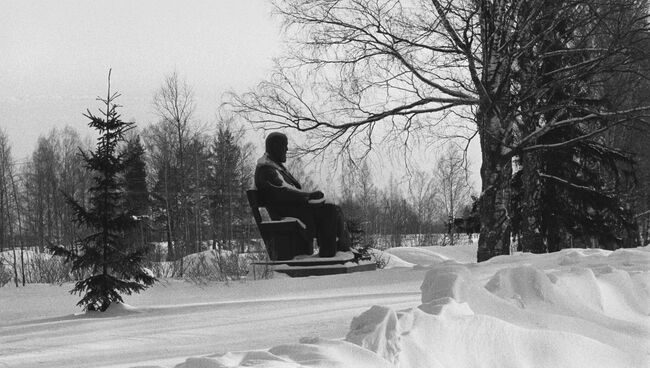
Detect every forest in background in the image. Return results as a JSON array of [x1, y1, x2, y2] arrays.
[[2, 90, 649, 284], [0, 72, 485, 287]]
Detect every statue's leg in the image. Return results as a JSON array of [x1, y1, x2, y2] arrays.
[[313, 204, 338, 257], [335, 206, 351, 251], [278, 206, 316, 257]]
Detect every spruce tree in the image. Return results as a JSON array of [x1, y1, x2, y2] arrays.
[[123, 135, 149, 217], [51, 71, 156, 311], [122, 135, 150, 251], [208, 127, 242, 249], [512, 0, 643, 252]]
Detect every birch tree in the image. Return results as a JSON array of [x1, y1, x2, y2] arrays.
[[151, 71, 196, 260]]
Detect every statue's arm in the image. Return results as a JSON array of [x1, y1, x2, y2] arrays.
[[256, 165, 311, 204]]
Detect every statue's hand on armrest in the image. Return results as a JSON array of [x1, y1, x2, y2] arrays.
[[308, 190, 326, 204], [309, 190, 324, 200]]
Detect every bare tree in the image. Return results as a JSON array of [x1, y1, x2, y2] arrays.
[[58, 127, 90, 250], [0, 129, 19, 286], [433, 144, 474, 245], [407, 169, 437, 245], [20, 128, 91, 255], [152, 71, 196, 261], [142, 122, 180, 260], [9, 161, 26, 286], [380, 176, 419, 247], [339, 159, 380, 234], [0, 129, 7, 254], [285, 156, 317, 192], [230, 0, 650, 260], [153, 71, 196, 166], [24, 131, 59, 252]]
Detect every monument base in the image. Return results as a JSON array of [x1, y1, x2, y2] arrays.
[[250, 251, 377, 278]]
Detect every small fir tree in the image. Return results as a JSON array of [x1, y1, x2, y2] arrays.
[[50, 71, 155, 311]]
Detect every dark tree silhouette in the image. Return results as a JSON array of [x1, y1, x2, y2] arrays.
[[50, 71, 156, 311], [123, 135, 149, 217]]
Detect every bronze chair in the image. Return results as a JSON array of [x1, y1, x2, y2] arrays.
[[246, 189, 312, 261]]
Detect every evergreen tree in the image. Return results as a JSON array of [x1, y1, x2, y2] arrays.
[[180, 134, 211, 254], [150, 160, 181, 260], [122, 135, 150, 250], [50, 71, 156, 311], [513, 0, 644, 252], [208, 126, 242, 249], [123, 135, 149, 217]]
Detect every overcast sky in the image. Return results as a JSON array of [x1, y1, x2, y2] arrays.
[[1, 0, 281, 161]]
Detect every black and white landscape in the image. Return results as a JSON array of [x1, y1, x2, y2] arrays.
[[1, 1, 649, 367]]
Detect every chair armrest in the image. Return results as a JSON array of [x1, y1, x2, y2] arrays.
[[260, 217, 306, 229]]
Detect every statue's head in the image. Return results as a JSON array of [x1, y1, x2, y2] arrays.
[[265, 132, 288, 163]]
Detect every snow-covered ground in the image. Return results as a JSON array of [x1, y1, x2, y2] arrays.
[[1, 244, 648, 368]]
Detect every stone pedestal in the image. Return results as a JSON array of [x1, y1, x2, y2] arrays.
[[250, 252, 377, 278]]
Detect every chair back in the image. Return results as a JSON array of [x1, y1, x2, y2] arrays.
[[246, 190, 263, 225]]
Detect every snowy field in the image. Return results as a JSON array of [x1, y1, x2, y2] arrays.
[[1, 243, 649, 368]]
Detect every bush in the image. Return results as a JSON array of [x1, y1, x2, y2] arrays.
[[144, 240, 274, 282], [0, 260, 12, 287], [0, 251, 78, 286], [347, 218, 389, 269], [27, 254, 76, 284]]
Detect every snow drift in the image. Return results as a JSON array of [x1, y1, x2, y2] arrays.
[[169, 246, 650, 368]]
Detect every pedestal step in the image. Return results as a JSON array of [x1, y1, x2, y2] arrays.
[[250, 252, 376, 278]]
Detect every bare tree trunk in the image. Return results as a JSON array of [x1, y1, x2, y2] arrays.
[[474, 0, 517, 262], [0, 142, 18, 286], [477, 105, 512, 262], [477, 163, 512, 261], [11, 244, 18, 287], [163, 162, 175, 261], [3, 174, 18, 287], [10, 169, 26, 285], [449, 178, 455, 246], [153, 71, 196, 263], [195, 151, 201, 254], [4, 196, 19, 287], [0, 171, 4, 253]]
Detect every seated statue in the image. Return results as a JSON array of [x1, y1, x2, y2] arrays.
[[254, 132, 351, 257]]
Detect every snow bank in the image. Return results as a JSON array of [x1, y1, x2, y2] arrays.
[[368, 249, 414, 269], [169, 246, 650, 368], [96, 302, 142, 316], [384, 247, 450, 265], [175, 338, 394, 368], [371, 243, 478, 269]]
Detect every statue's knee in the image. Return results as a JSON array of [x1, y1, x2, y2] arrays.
[[321, 203, 338, 215]]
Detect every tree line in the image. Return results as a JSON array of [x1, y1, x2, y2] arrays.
[[0, 73, 259, 275], [5, 0, 650, 277], [337, 145, 476, 247], [0, 129, 476, 256], [0, 73, 479, 284]]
